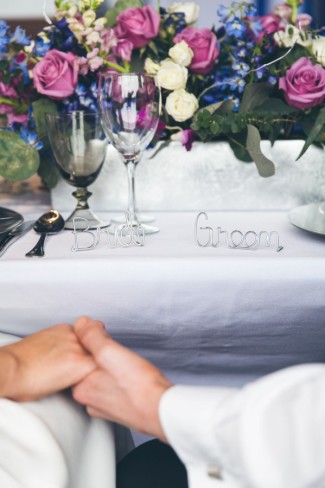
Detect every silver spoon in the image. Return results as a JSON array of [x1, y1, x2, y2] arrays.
[[25, 210, 65, 258]]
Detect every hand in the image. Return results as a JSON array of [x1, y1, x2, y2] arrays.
[[72, 316, 173, 441], [1, 324, 96, 401]]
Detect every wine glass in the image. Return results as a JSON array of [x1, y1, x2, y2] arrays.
[[98, 73, 161, 234], [45, 111, 109, 230]]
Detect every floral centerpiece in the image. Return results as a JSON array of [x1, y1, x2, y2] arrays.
[[0, 0, 325, 185]]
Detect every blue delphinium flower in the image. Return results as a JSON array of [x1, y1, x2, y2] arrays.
[[226, 17, 246, 39], [235, 47, 247, 58], [10, 26, 30, 46], [267, 75, 277, 86], [160, 8, 186, 35], [249, 18, 263, 38], [232, 60, 250, 77], [33, 36, 51, 56], [9, 54, 30, 84], [244, 3, 258, 17], [89, 82, 97, 101], [61, 81, 98, 113], [0, 20, 9, 52], [217, 5, 232, 23], [45, 19, 85, 56], [19, 126, 43, 151]]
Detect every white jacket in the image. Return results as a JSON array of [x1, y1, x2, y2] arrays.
[[159, 364, 325, 488]]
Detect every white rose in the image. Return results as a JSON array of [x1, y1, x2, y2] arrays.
[[169, 40, 193, 67], [165, 89, 198, 122], [167, 2, 200, 24], [144, 58, 160, 75], [312, 37, 325, 66], [274, 25, 311, 48], [157, 59, 188, 90]]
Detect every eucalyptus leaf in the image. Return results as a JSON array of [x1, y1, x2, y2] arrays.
[[37, 147, 59, 189], [0, 131, 39, 181], [32, 98, 57, 144], [297, 107, 325, 160], [239, 83, 273, 114], [255, 98, 296, 114], [246, 124, 275, 177], [228, 133, 253, 163]]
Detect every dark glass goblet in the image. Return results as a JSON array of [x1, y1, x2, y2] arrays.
[[46, 111, 109, 230]]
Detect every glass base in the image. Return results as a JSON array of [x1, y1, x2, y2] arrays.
[[112, 213, 155, 224], [64, 208, 110, 230]]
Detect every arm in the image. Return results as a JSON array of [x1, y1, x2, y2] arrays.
[[0, 324, 96, 401], [160, 365, 325, 487], [73, 317, 325, 487]]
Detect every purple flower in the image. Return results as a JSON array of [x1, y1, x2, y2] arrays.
[[172, 129, 195, 151]]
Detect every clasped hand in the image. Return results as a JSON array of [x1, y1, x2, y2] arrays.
[[1, 317, 171, 442]]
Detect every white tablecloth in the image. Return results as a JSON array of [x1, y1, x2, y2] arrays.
[[1, 210, 325, 388], [0, 333, 134, 487]]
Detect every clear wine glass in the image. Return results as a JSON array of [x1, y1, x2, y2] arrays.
[[98, 73, 161, 234], [45, 111, 109, 230]]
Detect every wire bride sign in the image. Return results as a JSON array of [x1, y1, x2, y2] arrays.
[[71, 212, 145, 252]]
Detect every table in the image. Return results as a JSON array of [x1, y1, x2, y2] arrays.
[[1, 204, 325, 389]]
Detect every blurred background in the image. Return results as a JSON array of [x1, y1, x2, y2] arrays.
[[0, 0, 324, 38]]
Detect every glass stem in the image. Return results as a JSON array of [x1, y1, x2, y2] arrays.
[[125, 158, 137, 225], [72, 187, 92, 210]]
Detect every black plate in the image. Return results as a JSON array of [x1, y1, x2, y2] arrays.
[[0, 207, 24, 235]]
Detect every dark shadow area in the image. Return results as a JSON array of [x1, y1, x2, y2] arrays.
[[6, 18, 47, 37]]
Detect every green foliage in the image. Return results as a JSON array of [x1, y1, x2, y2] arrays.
[[239, 83, 273, 114], [297, 107, 325, 160], [228, 134, 253, 163], [32, 98, 58, 147], [0, 131, 39, 181], [246, 125, 275, 177], [37, 147, 59, 189], [85, 0, 105, 10], [105, 0, 143, 27], [191, 83, 303, 174]]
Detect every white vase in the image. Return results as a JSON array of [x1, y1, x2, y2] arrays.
[[51, 140, 325, 212]]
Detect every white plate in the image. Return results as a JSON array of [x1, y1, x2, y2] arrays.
[[288, 202, 325, 236]]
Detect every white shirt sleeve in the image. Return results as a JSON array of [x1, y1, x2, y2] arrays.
[[159, 364, 325, 488]]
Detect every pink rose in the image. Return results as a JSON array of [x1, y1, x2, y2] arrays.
[[33, 49, 78, 100], [279, 57, 325, 110], [257, 14, 285, 41], [173, 27, 219, 74], [295, 13, 312, 29], [115, 6, 160, 49]]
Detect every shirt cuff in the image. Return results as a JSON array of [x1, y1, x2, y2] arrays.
[[159, 384, 237, 466]]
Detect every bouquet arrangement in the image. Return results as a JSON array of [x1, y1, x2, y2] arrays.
[[0, 0, 325, 185]]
